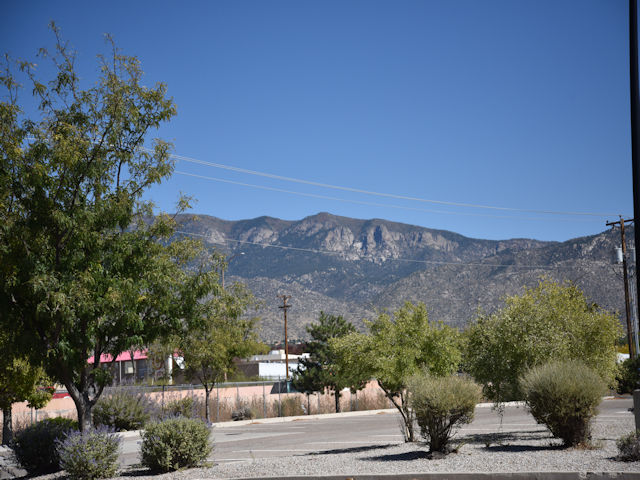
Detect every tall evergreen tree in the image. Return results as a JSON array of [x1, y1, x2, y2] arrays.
[[292, 312, 365, 413]]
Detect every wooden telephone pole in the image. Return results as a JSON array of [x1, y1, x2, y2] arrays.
[[278, 295, 292, 380], [606, 216, 636, 360], [628, 0, 640, 429]]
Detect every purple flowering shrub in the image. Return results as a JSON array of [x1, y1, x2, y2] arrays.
[[12, 417, 78, 474], [93, 389, 158, 431], [56, 427, 121, 480]]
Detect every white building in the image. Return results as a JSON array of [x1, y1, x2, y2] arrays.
[[236, 350, 310, 379]]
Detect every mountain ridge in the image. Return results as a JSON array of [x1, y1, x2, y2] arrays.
[[174, 212, 628, 341]]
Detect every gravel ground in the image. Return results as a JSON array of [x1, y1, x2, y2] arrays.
[[15, 417, 640, 480]]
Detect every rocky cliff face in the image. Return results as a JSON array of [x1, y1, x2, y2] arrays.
[[175, 212, 630, 341]]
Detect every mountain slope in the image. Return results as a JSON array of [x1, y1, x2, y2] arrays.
[[175, 212, 629, 341]]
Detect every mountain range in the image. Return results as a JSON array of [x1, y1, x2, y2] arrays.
[[175, 212, 632, 342]]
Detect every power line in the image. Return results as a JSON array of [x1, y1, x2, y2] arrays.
[[23, 138, 625, 219], [174, 170, 600, 223], [162, 150, 623, 218], [174, 230, 583, 269]]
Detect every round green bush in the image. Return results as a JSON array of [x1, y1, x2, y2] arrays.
[[616, 356, 640, 394], [56, 427, 121, 480], [12, 417, 79, 474], [617, 430, 640, 462], [140, 417, 212, 472], [520, 360, 606, 447], [93, 389, 157, 431], [408, 374, 482, 453]]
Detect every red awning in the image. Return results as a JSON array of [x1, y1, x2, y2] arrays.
[[87, 349, 148, 364]]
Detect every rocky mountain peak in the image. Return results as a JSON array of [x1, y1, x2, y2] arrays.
[[177, 213, 630, 341]]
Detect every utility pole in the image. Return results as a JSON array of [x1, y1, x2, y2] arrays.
[[278, 295, 292, 381], [221, 252, 244, 289], [607, 217, 636, 359], [628, 0, 640, 429]]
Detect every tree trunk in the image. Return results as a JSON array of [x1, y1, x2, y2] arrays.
[[59, 363, 99, 432], [205, 387, 211, 423], [65, 380, 93, 432], [72, 394, 93, 432], [334, 389, 341, 413], [307, 394, 311, 415], [377, 381, 415, 442], [129, 350, 137, 380], [2, 406, 12, 445], [401, 400, 415, 442]]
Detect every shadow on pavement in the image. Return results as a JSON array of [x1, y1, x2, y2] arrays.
[[464, 430, 554, 444], [363, 450, 430, 462], [306, 444, 395, 456], [484, 443, 564, 452], [118, 467, 155, 477], [462, 430, 564, 452]]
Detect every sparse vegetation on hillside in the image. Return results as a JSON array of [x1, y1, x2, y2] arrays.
[[176, 213, 626, 341]]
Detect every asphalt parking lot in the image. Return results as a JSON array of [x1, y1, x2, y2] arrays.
[[120, 396, 635, 467]]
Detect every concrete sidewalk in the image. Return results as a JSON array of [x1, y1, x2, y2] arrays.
[[227, 474, 640, 480]]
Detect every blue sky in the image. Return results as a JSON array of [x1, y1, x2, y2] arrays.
[[1, 1, 634, 241]]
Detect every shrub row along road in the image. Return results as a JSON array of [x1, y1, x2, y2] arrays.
[[119, 397, 634, 468]]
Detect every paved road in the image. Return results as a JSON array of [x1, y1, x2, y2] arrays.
[[120, 397, 634, 467]]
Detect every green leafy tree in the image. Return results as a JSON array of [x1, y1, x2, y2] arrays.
[[292, 312, 365, 413], [0, 316, 53, 444], [464, 278, 621, 403], [0, 356, 53, 444], [331, 302, 461, 441], [0, 25, 219, 430], [179, 282, 266, 422]]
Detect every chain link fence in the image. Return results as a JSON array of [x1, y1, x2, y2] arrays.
[[3, 379, 391, 434]]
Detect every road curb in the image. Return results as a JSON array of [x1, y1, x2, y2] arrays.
[[223, 473, 640, 480]]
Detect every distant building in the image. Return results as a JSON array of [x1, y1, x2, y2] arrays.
[[88, 350, 185, 384], [618, 352, 631, 363], [235, 350, 309, 379]]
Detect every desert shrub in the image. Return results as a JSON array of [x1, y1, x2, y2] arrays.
[[231, 405, 255, 421], [314, 392, 342, 414], [408, 374, 482, 453], [211, 399, 233, 422], [93, 389, 157, 431], [271, 396, 305, 417], [520, 360, 606, 446], [165, 396, 201, 419], [354, 390, 391, 411], [281, 396, 305, 417], [12, 417, 78, 474], [56, 427, 121, 480], [140, 417, 212, 472], [245, 396, 268, 419], [617, 430, 640, 461], [616, 357, 640, 394]]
